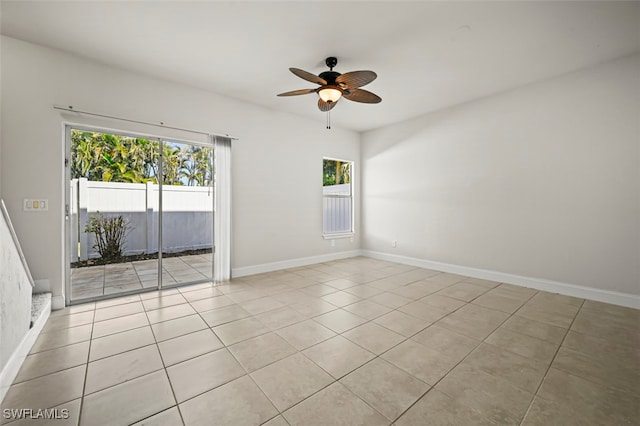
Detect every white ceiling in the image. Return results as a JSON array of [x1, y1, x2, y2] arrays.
[[1, 1, 639, 132]]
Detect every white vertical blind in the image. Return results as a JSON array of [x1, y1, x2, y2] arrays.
[[213, 136, 232, 282]]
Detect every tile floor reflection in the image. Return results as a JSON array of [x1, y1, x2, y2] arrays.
[[70, 254, 212, 299]]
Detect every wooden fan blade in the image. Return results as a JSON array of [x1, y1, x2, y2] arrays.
[[318, 98, 338, 112], [336, 70, 377, 89], [343, 88, 381, 104], [277, 88, 317, 96], [290, 68, 327, 85]]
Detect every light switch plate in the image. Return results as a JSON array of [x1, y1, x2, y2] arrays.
[[24, 199, 48, 211]]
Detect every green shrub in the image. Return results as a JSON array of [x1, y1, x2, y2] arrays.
[[85, 212, 130, 261]]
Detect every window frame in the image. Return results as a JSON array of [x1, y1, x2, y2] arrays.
[[322, 157, 355, 239]]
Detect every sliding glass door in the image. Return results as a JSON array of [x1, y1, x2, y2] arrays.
[[66, 126, 215, 303], [159, 140, 214, 287]]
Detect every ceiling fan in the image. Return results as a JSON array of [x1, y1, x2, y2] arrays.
[[277, 57, 381, 123]]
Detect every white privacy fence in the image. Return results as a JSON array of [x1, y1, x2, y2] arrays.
[[70, 178, 213, 261], [323, 184, 352, 234]]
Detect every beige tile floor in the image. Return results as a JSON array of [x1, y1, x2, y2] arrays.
[[3, 257, 639, 425], [71, 254, 212, 300]]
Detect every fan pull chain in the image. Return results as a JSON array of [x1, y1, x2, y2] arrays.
[[326, 111, 331, 130]]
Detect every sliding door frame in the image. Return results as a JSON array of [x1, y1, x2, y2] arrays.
[[64, 122, 219, 305]]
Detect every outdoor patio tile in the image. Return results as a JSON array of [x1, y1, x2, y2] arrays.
[[84, 345, 164, 395], [72, 288, 105, 299], [103, 283, 143, 295], [158, 329, 223, 366], [141, 279, 164, 288], [167, 348, 245, 402]]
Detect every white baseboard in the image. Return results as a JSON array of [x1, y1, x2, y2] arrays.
[[232, 250, 362, 278], [51, 295, 66, 310], [0, 296, 51, 404], [362, 250, 640, 309]]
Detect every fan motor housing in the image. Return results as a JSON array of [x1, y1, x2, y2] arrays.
[[319, 71, 341, 85]]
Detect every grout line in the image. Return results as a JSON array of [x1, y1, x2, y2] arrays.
[[517, 298, 585, 425], [76, 308, 96, 426]]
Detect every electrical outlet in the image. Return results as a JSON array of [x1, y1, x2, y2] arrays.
[[24, 199, 48, 211], [392, 240, 397, 248]]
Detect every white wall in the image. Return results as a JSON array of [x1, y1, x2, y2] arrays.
[[362, 53, 640, 296], [0, 206, 32, 381], [0, 36, 361, 304]]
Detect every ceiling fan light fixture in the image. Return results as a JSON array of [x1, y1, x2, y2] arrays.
[[318, 87, 342, 103]]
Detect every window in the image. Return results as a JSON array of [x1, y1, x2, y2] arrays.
[[323, 158, 354, 236]]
